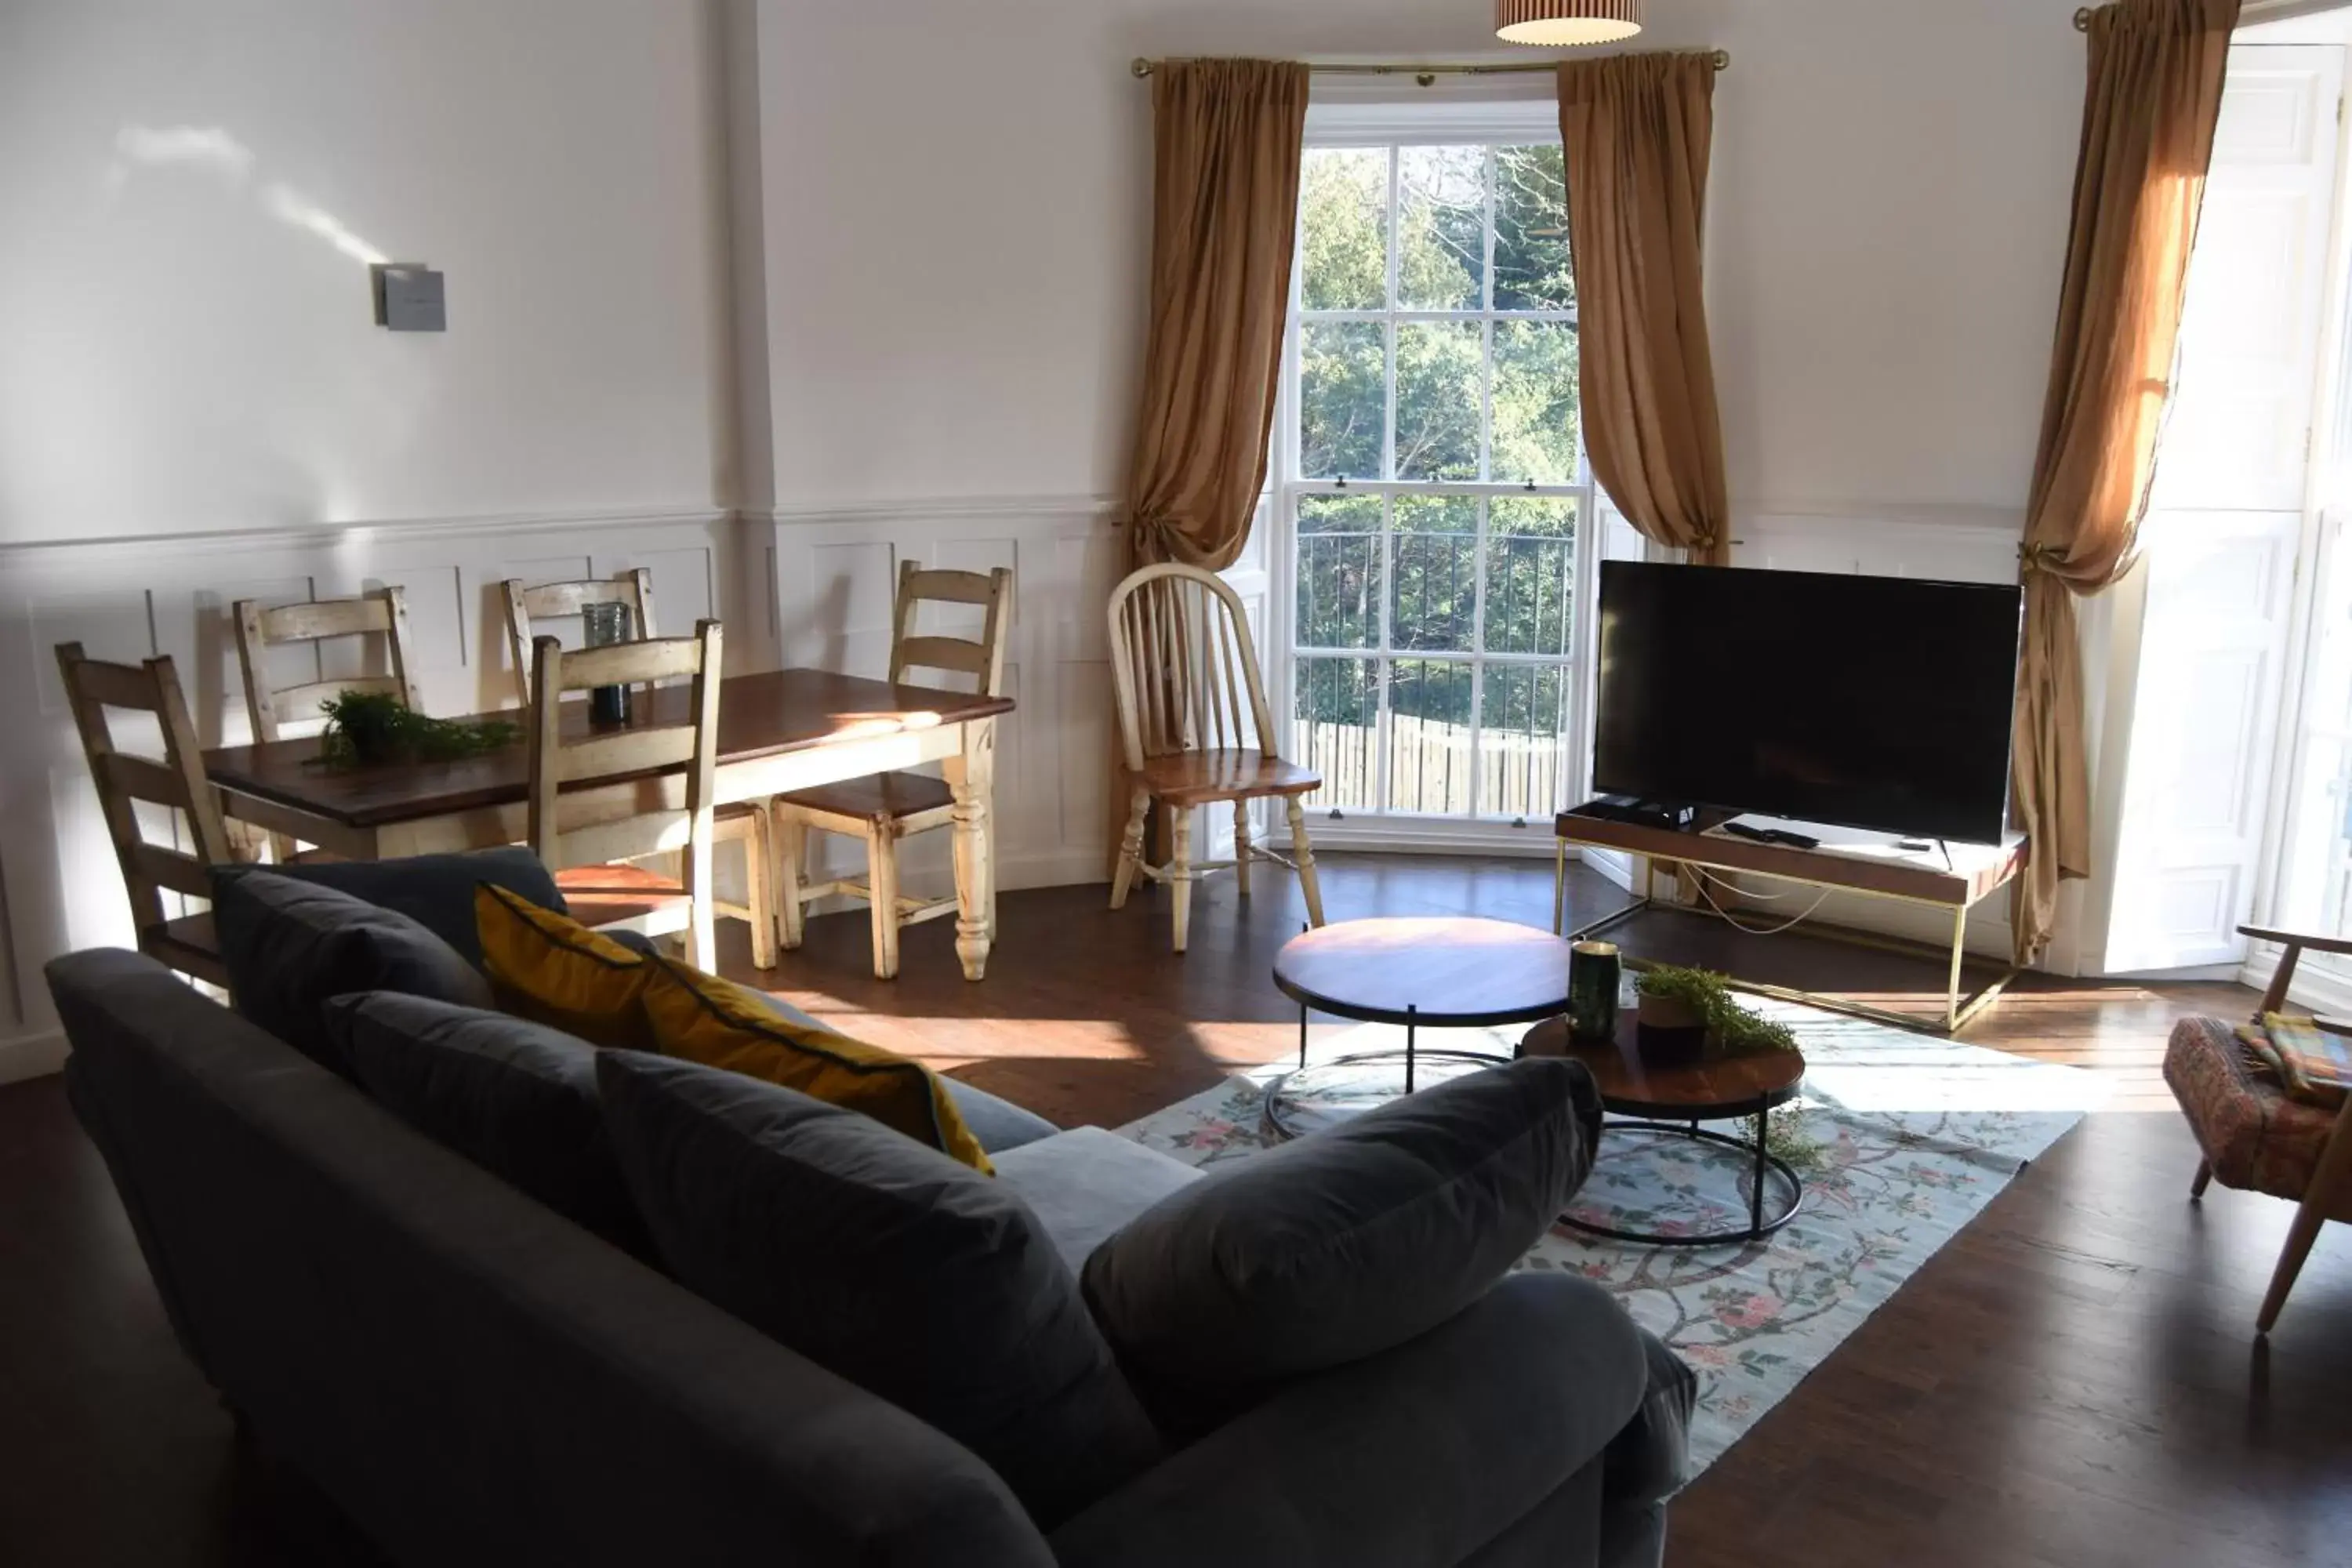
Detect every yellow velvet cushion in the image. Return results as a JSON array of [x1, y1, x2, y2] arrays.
[[640, 956, 992, 1173], [474, 883, 656, 1050]]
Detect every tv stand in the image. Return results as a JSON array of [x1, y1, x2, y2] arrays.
[[1554, 804, 2027, 1035]]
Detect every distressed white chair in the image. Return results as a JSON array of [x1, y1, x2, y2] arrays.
[[231, 586, 425, 862], [55, 642, 241, 986], [525, 621, 734, 971], [1106, 563, 1325, 953], [771, 563, 1011, 980], [500, 570, 657, 706], [234, 586, 423, 742], [505, 572, 775, 969]]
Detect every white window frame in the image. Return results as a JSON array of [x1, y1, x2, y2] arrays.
[[1269, 91, 1600, 855]]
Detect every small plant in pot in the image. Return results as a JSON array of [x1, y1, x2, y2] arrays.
[[1632, 965, 1800, 1068]]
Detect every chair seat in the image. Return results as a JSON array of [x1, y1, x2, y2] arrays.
[[146, 912, 228, 987], [555, 862, 693, 929], [1131, 750, 1320, 807], [2166, 1015, 2352, 1216], [774, 771, 956, 826]]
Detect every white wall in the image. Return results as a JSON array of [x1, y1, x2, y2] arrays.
[[0, 0, 734, 542]]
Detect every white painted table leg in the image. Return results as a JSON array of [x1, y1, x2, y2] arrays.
[[945, 718, 996, 981]]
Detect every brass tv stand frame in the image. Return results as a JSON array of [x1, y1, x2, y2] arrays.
[[1553, 808, 2027, 1036]]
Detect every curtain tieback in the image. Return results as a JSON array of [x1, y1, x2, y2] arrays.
[[1691, 532, 1719, 552], [2019, 543, 2066, 576]]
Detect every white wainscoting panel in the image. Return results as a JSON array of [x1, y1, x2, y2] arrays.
[[0, 507, 741, 1080]]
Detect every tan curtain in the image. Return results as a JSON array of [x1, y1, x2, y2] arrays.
[[1124, 59, 1311, 570], [1557, 53, 1730, 566], [2010, 0, 2238, 965]]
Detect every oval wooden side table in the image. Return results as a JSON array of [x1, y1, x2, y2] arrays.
[[1521, 1014, 1808, 1247]]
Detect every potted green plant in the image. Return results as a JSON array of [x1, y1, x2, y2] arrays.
[[1632, 965, 1799, 1067]]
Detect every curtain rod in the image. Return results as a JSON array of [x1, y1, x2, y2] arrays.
[[1130, 51, 1730, 83]]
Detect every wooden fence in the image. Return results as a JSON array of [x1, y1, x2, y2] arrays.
[[1298, 713, 1567, 819]]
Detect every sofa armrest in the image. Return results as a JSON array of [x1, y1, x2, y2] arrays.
[[1050, 1271, 1649, 1568]]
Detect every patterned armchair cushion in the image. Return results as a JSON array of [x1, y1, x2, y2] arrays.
[[2165, 1015, 2350, 1211]]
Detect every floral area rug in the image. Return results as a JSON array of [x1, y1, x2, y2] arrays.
[[1115, 1000, 2110, 1476]]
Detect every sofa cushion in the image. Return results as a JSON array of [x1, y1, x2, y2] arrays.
[[596, 1051, 1162, 1526], [1603, 1325, 1697, 1510], [325, 992, 653, 1260], [991, 1127, 1206, 1272], [213, 870, 493, 1073], [1080, 1058, 1600, 1432], [217, 848, 565, 969], [475, 884, 657, 1051], [639, 954, 989, 1172]]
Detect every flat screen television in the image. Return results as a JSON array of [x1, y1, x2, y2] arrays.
[[1592, 563, 2023, 844]]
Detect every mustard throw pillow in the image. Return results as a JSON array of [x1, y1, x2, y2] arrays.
[[474, 883, 656, 1051], [640, 956, 992, 1173]]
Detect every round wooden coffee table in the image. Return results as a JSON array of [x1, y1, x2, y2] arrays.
[[1263, 918, 1576, 1142], [1520, 1014, 1807, 1247]]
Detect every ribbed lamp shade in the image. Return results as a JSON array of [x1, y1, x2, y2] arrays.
[[1496, 0, 1642, 45]]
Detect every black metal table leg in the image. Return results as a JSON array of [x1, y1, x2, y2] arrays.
[[1404, 1004, 1418, 1095], [1751, 1109, 1767, 1232], [1298, 1002, 1308, 1069]]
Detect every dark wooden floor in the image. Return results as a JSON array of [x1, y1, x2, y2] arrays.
[[3, 854, 2349, 1566]]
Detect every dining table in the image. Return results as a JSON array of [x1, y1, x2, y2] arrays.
[[201, 668, 1016, 980]]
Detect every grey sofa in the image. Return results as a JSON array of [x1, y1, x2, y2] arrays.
[[49, 946, 1686, 1567]]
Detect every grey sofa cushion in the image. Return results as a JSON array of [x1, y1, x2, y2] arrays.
[[992, 1127, 1206, 1272], [215, 848, 564, 969], [1603, 1327, 1696, 1511], [324, 992, 652, 1260], [1080, 1058, 1601, 1431], [597, 1051, 1163, 1526], [214, 870, 493, 1073]]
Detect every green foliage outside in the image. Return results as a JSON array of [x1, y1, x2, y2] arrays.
[[1292, 144, 1584, 757]]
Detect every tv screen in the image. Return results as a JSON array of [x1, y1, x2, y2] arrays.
[[1593, 563, 2023, 844]]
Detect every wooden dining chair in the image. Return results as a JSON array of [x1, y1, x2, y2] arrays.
[[1106, 563, 1325, 954], [526, 620, 756, 971], [55, 643, 239, 986], [771, 563, 1011, 979], [500, 570, 657, 705], [2165, 924, 2352, 1334], [234, 586, 423, 742], [505, 571, 774, 967]]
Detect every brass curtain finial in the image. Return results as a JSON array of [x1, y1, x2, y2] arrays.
[[1131, 49, 1728, 82], [2074, 7, 2095, 31]]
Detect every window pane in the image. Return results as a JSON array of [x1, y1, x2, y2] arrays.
[[1392, 496, 1478, 653], [1299, 321, 1386, 480], [1477, 666, 1571, 819], [1484, 497, 1578, 657], [1387, 659, 1475, 814], [1299, 149, 1389, 311], [1297, 495, 1385, 650], [1395, 321, 1482, 481], [1396, 146, 1485, 311], [1490, 321, 1580, 485], [1295, 656, 1378, 811], [1494, 145, 1573, 313]]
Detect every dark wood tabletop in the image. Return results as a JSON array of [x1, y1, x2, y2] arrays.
[[202, 669, 1014, 830], [1272, 916, 1576, 1027], [1519, 1014, 1806, 1118]]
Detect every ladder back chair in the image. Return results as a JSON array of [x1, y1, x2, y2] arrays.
[[234, 586, 423, 742], [233, 586, 424, 862], [55, 643, 241, 986], [771, 563, 1012, 980], [500, 569, 656, 706], [505, 571, 774, 967], [1106, 563, 1325, 954], [526, 621, 747, 971]]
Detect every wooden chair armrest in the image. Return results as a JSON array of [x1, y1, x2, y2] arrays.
[[2239, 925, 2352, 959]]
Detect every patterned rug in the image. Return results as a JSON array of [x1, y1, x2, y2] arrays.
[[1116, 1000, 2110, 1476]]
